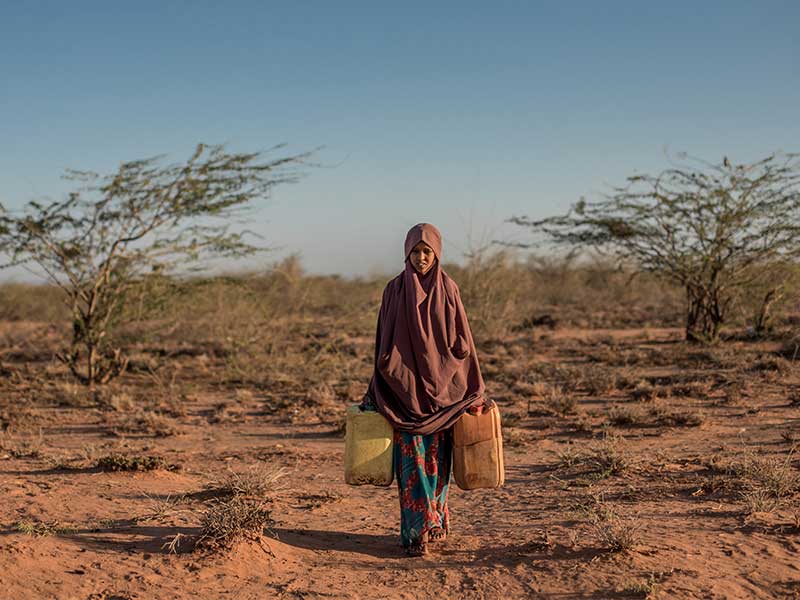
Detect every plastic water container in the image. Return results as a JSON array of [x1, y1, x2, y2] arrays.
[[344, 405, 394, 486], [453, 402, 505, 490]]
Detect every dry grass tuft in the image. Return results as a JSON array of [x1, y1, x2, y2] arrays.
[[747, 355, 793, 375], [740, 488, 782, 514], [728, 448, 800, 500], [716, 382, 749, 405], [668, 380, 711, 399], [102, 392, 137, 412], [701, 446, 800, 514], [619, 573, 661, 599], [0, 405, 41, 433], [586, 435, 631, 477], [542, 386, 578, 416], [581, 365, 620, 396], [208, 400, 246, 424], [108, 408, 178, 438], [629, 383, 661, 402], [95, 453, 178, 472], [293, 491, 343, 510], [782, 430, 800, 444], [788, 386, 800, 407], [576, 495, 643, 553], [608, 404, 703, 429], [0, 430, 45, 458], [556, 442, 582, 469], [195, 496, 274, 551], [554, 435, 632, 479], [503, 428, 534, 448], [15, 519, 77, 537], [202, 464, 288, 499], [590, 509, 642, 553]]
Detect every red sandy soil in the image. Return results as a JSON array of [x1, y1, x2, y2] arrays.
[[2, 326, 800, 599]]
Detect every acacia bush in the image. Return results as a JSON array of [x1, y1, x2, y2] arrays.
[[511, 153, 800, 343], [0, 143, 310, 388]]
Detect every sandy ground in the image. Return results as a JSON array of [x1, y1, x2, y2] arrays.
[[2, 325, 800, 599]]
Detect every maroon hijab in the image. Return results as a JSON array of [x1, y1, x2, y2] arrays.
[[364, 223, 485, 434]]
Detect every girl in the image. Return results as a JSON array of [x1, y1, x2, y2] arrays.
[[361, 223, 486, 557]]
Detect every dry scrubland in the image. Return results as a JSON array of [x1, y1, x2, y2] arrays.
[[1, 257, 800, 599]]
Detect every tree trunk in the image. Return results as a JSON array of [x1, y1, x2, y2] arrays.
[[685, 286, 722, 344], [753, 287, 781, 336]]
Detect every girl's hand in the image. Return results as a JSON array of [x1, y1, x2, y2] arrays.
[[467, 399, 494, 415], [359, 394, 377, 411], [467, 403, 484, 415]]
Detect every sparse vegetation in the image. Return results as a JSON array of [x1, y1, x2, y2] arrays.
[[697, 446, 800, 516], [95, 453, 177, 472], [511, 153, 800, 343], [620, 573, 661, 599], [607, 404, 704, 428], [196, 496, 274, 551], [586, 435, 631, 478], [0, 430, 45, 458], [728, 448, 800, 508], [1, 253, 799, 597], [590, 508, 642, 553], [542, 385, 578, 416], [202, 465, 287, 500], [0, 144, 310, 388], [15, 519, 77, 537], [107, 408, 179, 437]]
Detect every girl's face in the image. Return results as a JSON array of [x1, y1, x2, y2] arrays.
[[409, 241, 436, 275]]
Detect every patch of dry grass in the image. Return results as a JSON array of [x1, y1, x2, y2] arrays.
[[195, 496, 274, 551], [15, 519, 77, 537], [586, 435, 631, 478], [0, 430, 45, 458], [201, 464, 288, 499], [552, 434, 632, 479], [573, 494, 643, 553], [607, 404, 704, 428], [107, 408, 179, 437], [580, 365, 620, 396], [190, 464, 287, 552], [541, 386, 578, 416], [95, 453, 178, 472], [628, 382, 662, 402], [503, 428, 534, 448], [729, 449, 800, 514], [619, 573, 661, 599], [591, 509, 642, 553], [698, 446, 800, 514]]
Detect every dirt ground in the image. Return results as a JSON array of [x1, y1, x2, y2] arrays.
[[2, 322, 800, 599]]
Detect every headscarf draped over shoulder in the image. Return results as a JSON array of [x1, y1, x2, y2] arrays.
[[364, 223, 485, 434]]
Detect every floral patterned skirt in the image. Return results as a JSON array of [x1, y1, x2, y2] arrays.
[[393, 429, 452, 548]]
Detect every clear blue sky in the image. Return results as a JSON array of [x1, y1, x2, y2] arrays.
[[1, 1, 798, 277]]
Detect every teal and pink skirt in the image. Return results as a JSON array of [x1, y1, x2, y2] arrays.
[[393, 429, 452, 548]]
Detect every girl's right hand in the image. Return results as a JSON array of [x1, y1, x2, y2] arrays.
[[359, 394, 377, 411], [467, 398, 494, 415]]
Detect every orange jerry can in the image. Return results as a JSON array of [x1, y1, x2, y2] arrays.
[[452, 402, 505, 490]]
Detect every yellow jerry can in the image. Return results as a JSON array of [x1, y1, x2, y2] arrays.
[[452, 402, 505, 490], [344, 405, 394, 486]]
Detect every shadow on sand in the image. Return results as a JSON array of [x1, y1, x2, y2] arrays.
[[270, 527, 399, 558], [0, 521, 202, 555]]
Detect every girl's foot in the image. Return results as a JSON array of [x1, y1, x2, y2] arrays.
[[428, 527, 447, 543], [405, 541, 429, 557]]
